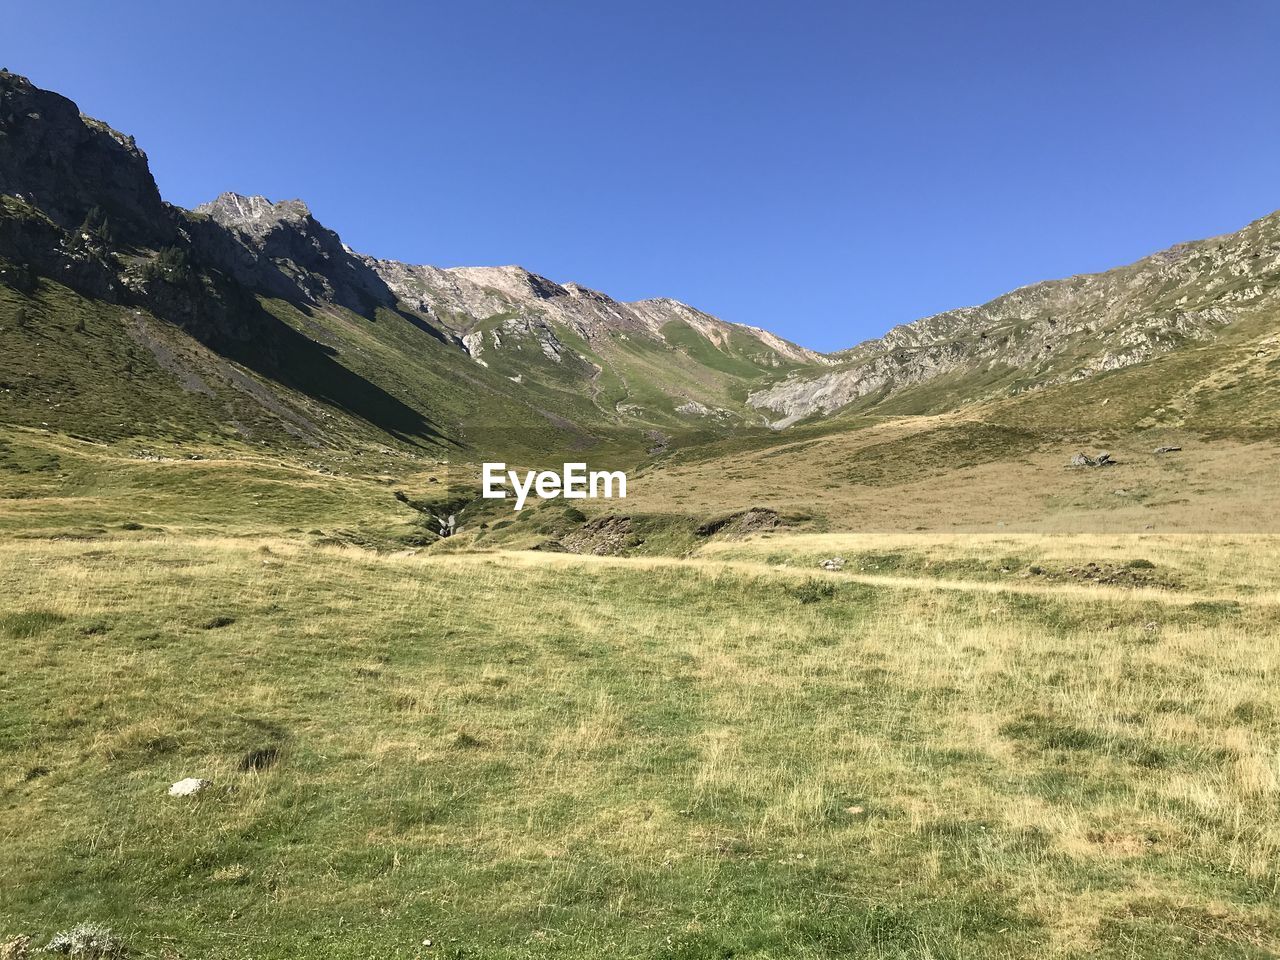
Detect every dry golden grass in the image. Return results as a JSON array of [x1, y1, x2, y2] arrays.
[[621, 411, 1280, 534], [3, 530, 1279, 957]]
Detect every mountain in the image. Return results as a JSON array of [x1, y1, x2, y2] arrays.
[[2, 68, 1278, 479], [749, 213, 1280, 426], [0, 71, 821, 461]]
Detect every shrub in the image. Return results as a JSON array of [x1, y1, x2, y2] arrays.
[[77, 206, 113, 248], [142, 246, 194, 285]]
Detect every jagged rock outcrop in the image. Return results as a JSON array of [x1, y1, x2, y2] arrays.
[[191, 193, 395, 314], [0, 69, 175, 247]]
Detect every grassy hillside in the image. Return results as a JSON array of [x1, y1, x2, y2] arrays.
[[619, 303, 1280, 534], [0, 271, 688, 467], [0, 265, 821, 473], [749, 210, 1280, 426]]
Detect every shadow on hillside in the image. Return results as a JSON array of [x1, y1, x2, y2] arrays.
[[232, 301, 454, 447], [390, 307, 454, 346], [152, 277, 454, 448]]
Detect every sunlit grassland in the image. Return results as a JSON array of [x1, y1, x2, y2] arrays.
[[623, 419, 1280, 535], [702, 532, 1280, 599], [3, 533, 1279, 959]]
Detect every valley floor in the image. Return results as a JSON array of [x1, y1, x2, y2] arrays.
[[3, 528, 1279, 959]]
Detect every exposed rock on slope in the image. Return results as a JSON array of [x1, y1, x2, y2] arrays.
[[192, 193, 396, 314], [750, 212, 1280, 425], [361, 255, 825, 364]]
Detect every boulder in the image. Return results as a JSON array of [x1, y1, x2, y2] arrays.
[[820, 556, 845, 571], [168, 777, 212, 797]]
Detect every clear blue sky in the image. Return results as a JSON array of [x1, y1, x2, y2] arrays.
[[9, 1, 1279, 350]]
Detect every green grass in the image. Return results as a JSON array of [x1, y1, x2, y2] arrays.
[[4, 259, 1280, 956], [2, 529, 1279, 958]]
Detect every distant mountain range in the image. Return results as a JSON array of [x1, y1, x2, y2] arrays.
[[1, 69, 1276, 461]]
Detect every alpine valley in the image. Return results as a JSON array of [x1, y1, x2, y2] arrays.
[[7, 68, 1280, 960], [3, 69, 1279, 541]]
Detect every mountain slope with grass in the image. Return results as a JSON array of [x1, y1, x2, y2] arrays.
[[0, 71, 822, 463], [749, 211, 1280, 426], [621, 299, 1280, 535]]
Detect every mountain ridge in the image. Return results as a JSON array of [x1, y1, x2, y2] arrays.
[[2, 68, 1278, 460], [0, 69, 824, 456], [749, 208, 1280, 425], [195, 189, 824, 365]]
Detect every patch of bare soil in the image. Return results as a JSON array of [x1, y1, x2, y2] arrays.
[[558, 515, 637, 556], [695, 508, 780, 539]]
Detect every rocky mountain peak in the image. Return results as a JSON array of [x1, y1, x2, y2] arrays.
[[194, 193, 315, 239], [188, 191, 392, 314]]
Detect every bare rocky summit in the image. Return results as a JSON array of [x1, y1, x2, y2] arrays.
[[360, 256, 824, 364], [192, 192, 398, 314]]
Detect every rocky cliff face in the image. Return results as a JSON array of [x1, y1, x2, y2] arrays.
[[749, 211, 1280, 426], [0, 70, 174, 248], [191, 193, 397, 315]]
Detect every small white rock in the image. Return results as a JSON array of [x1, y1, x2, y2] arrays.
[[168, 777, 212, 797]]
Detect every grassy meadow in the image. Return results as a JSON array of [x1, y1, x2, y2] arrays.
[[3, 506, 1280, 957]]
